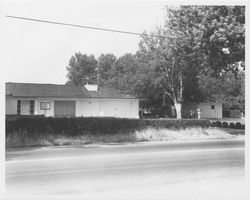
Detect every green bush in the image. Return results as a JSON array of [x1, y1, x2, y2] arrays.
[[6, 117, 210, 139]]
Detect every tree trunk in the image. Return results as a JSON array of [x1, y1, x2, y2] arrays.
[[174, 101, 182, 119], [175, 68, 183, 119]]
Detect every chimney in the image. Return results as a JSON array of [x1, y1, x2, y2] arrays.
[[85, 84, 98, 91]]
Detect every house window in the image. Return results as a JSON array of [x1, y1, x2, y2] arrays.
[[211, 105, 215, 110], [30, 100, 35, 115], [17, 100, 21, 115]]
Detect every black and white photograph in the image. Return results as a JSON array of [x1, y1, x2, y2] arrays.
[[1, 0, 248, 199]]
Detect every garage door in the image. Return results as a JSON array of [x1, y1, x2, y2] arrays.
[[54, 101, 75, 117]]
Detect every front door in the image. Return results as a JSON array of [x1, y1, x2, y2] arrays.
[[54, 101, 76, 117], [20, 100, 31, 115]]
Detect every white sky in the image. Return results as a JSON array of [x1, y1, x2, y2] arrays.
[[2, 0, 167, 84]]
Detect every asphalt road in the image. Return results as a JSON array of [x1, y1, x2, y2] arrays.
[[5, 139, 245, 198]]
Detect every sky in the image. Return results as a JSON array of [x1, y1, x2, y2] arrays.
[[2, 0, 168, 84]]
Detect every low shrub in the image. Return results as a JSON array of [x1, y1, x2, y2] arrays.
[[210, 122, 216, 127], [222, 122, 228, 128], [229, 123, 235, 129], [216, 121, 222, 127], [235, 122, 242, 129]]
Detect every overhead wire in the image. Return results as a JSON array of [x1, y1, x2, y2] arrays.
[[6, 15, 176, 39]]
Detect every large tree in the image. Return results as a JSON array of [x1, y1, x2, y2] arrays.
[[136, 6, 206, 118], [66, 52, 98, 85], [137, 33, 184, 118], [135, 5, 245, 118]]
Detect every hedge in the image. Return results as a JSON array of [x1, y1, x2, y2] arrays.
[[6, 117, 210, 138]]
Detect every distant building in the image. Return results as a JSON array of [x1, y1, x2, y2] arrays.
[[5, 82, 139, 118], [182, 102, 222, 119]]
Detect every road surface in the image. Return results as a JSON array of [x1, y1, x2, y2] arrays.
[[5, 139, 246, 198]]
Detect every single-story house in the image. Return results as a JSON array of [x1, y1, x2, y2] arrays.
[[5, 82, 139, 118], [182, 101, 222, 119]]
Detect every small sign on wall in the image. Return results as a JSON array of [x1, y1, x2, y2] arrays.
[[40, 102, 51, 110]]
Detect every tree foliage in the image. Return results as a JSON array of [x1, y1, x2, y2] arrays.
[[65, 6, 245, 118], [198, 70, 245, 111], [66, 53, 98, 85], [97, 53, 116, 86], [199, 6, 245, 74], [106, 53, 138, 92], [164, 5, 245, 99]]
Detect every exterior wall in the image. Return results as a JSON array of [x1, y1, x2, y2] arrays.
[[182, 102, 222, 119], [76, 99, 99, 117], [81, 98, 139, 118], [36, 98, 98, 117], [6, 96, 139, 119], [229, 110, 242, 118], [6, 97, 36, 115], [98, 99, 139, 118], [36, 98, 54, 117], [5, 96, 17, 115], [198, 102, 222, 119], [132, 99, 139, 118]]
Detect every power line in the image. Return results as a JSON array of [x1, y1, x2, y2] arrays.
[[6, 15, 176, 39]]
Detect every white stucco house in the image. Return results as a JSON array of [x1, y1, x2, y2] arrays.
[[5, 82, 139, 118]]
